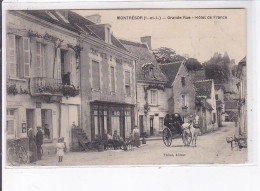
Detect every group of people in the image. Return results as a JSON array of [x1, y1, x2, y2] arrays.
[[105, 126, 141, 150], [28, 126, 43, 163], [28, 125, 67, 163]]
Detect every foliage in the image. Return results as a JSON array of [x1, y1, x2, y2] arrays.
[[28, 30, 63, 45], [67, 44, 83, 59], [37, 84, 63, 94], [20, 86, 29, 94], [153, 47, 186, 64], [7, 83, 18, 95], [62, 85, 80, 97], [204, 52, 231, 83], [185, 58, 203, 71]]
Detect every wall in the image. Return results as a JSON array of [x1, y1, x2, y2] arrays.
[[171, 64, 196, 121], [6, 12, 80, 154], [80, 41, 136, 140]]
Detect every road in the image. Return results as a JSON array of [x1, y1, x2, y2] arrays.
[[33, 122, 247, 166]]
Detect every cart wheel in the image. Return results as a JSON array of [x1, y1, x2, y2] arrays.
[[163, 128, 172, 147], [182, 130, 192, 146]]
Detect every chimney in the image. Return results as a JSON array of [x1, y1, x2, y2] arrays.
[[141, 36, 152, 50], [85, 14, 101, 24]]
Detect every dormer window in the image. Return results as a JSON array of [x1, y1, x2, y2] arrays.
[[149, 67, 155, 78], [105, 25, 112, 44]]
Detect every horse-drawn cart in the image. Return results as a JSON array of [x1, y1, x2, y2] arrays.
[[162, 113, 192, 147]]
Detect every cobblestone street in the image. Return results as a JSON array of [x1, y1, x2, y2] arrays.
[[31, 122, 247, 166]]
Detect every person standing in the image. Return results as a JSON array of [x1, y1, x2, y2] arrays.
[[28, 128, 37, 163], [35, 126, 43, 160], [56, 138, 65, 162], [133, 126, 140, 147]]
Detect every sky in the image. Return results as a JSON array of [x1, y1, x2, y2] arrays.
[[74, 9, 246, 63]]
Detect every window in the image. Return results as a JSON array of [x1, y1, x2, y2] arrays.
[[36, 42, 46, 77], [9, 35, 30, 78], [149, 67, 155, 78], [181, 77, 186, 87], [159, 117, 164, 130], [215, 94, 219, 100], [6, 109, 16, 137], [110, 66, 115, 92], [181, 95, 187, 107], [151, 90, 158, 105], [125, 71, 131, 96], [61, 50, 70, 85], [92, 60, 100, 90]]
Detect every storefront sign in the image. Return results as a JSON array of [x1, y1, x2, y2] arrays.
[[36, 102, 41, 108], [22, 123, 27, 133]]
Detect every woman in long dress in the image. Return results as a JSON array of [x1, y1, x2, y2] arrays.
[[133, 126, 140, 147], [28, 128, 37, 163]]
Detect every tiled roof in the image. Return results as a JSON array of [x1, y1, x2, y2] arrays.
[[194, 80, 213, 98], [159, 62, 182, 87], [189, 69, 206, 82], [215, 84, 225, 91], [196, 97, 214, 110], [225, 101, 238, 110], [21, 10, 127, 51], [120, 39, 167, 83]]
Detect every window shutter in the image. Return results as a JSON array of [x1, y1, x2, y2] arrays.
[[56, 48, 61, 79], [36, 42, 42, 77], [23, 37, 30, 77], [8, 35, 16, 78]]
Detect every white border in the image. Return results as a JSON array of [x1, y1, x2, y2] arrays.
[[2, 1, 260, 191]]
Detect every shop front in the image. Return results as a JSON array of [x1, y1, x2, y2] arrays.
[[90, 101, 135, 141]]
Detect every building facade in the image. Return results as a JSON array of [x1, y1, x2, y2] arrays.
[[194, 79, 218, 132], [236, 57, 247, 136], [160, 62, 196, 123], [215, 84, 225, 127], [6, 10, 81, 152], [120, 37, 168, 136], [79, 25, 137, 141]]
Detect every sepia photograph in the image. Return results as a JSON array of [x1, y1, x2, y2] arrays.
[[4, 8, 247, 166]]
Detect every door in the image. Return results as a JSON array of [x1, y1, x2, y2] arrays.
[[139, 115, 144, 135], [150, 115, 154, 136], [26, 109, 35, 133]]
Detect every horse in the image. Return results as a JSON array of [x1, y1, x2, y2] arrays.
[[181, 122, 201, 147]]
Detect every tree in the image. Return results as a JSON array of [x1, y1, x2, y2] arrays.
[[204, 52, 231, 83], [153, 47, 185, 64], [185, 58, 203, 71]]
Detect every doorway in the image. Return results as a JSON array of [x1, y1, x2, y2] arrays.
[[139, 115, 144, 135], [26, 109, 35, 133], [150, 115, 154, 136]]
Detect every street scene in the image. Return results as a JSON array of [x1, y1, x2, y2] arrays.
[[34, 122, 246, 166], [4, 9, 247, 166]]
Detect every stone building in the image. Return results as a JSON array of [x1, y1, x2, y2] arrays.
[[6, 10, 137, 155], [6, 10, 81, 152], [215, 84, 225, 126], [160, 62, 196, 122], [194, 79, 218, 133], [235, 57, 247, 136], [79, 24, 137, 141], [120, 37, 168, 136]]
